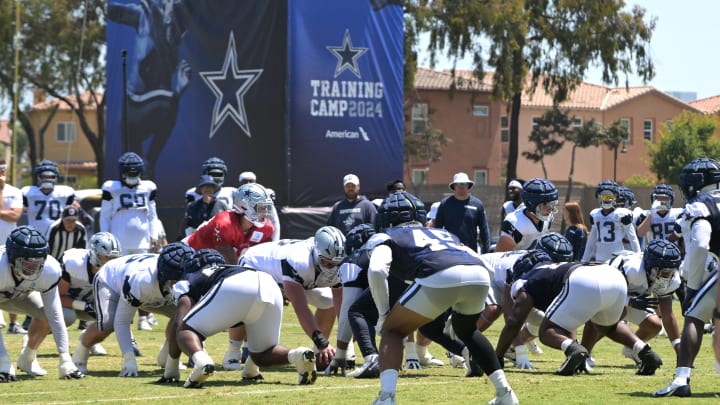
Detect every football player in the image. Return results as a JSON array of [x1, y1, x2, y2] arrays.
[[580, 240, 682, 366], [22, 160, 76, 236], [367, 191, 518, 405], [72, 243, 194, 376], [616, 185, 645, 249], [498, 252, 662, 377], [162, 249, 317, 388], [184, 157, 236, 207], [0, 226, 83, 381], [636, 184, 684, 246], [58, 232, 123, 355], [100, 152, 159, 255], [581, 180, 641, 261], [237, 226, 346, 377], [495, 178, 558, 252], [655, 158, 720, 397]]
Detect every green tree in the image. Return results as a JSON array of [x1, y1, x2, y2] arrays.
[[420, 0, 655, 182], [0, 0, 107, 184], [522, 107, 568, 178], [647, 111, 720, 184]]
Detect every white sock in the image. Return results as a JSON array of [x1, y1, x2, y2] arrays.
[[191, 351, 212, 367], [346, 342, 356, 359], [488, 369, 511, 395], [228, 339, 242, 350], [560, 338, 574, 352], [632, 340, 646, 356], [379, 369, 399, 393], [404, 340, 418, 359], [416, 343, 429, 359], [674, 366, 692, 384]]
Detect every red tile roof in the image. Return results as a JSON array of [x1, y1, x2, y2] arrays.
[[414, 68, 493, 92], [32, 91, 104, 110], [689, 95, 720, 114]]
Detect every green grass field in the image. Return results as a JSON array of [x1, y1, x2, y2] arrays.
[[2, 307, 719, 405]]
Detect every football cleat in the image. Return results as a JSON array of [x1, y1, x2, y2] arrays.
[[526, 339, 543, 355], [146, 313, 159, 326], [7, 322, 28, 335], [347, 358, 380, 378], [241, 356, 263, 381], [0, 355, 17, 382], [89, 344, 107, 356], [621, 346, 640, 365], [503, 347, 516, 363], [488, 388, 520, 405], [222, 349, 243, 371], [636, 345, 662, 375], [371, 391, 396, 405], [653, 379, 691, 397], [465, 360, 484, 377], [404, 357, 422, 370], [138, 318, 153, 331], [556, 341, 588, 376], [17, 350, 48, 377], [289, 347, 317, 385], [419, 353, 445, 367], [184, 355, 215, 388]]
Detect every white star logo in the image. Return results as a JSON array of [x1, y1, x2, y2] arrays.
[[200, 32, 263, 139], [326, 30, 368, 79]]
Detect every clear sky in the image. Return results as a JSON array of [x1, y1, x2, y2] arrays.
[[419, 0, 720, 101]]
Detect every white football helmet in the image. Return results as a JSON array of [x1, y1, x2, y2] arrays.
[[232, 183, 274, 228], [313, 226, 346, 283], [88, 232, 122, 267]]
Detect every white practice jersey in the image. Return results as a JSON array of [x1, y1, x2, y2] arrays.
[[641, 207, 684, 243], [478, 250, 527, 290], [185, 186, 236, 207], [22, 185, 75, 235], [0, 251, 63, 298], [582, 207, 640, 262], [607, 252, 680, 297], [502, 201, 524, 217], [500, 209, 549, 250], [100, 180, 158, 253], [96, 253, 159, 300], [239, 239, 303, 283], [60, 248, 95, 302]]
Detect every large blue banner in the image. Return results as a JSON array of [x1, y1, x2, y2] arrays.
[[287, 0, 404, 206], [106, 0, 287, 207]]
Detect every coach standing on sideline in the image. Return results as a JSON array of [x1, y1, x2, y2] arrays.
[[432, 172, 491, 253], [327, 174, 377, 236]]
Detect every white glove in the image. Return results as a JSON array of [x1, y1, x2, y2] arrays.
[[513, 345, 536, 370], [158, 356, 181, 383], [375, 314, 386, 334], [0, 355, 17, 382], [59, 353, 84, 379], [119, 352, 139, 377], [651, 200, 667, 213]]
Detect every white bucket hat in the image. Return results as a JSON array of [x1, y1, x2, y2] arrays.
[[449, 172, 474, 190]]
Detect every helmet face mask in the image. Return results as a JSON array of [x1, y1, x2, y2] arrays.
[[12, 257, 45, 281], [595, 180, 618, 210], [643, 239, 681, 295], [118, 152, 145, 186], [202, 157, 227, 186], [233, 183, 274, 227], [34, 160, 60, 190], [521, 178, 558, 222], [679, 157, 720, 200]]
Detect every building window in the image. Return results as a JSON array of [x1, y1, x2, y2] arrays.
[[619, 118, 631, 141], [411, 103, 428, 134], [472, 105, 489, 117], [411, 169, 427, 186], [473, 170, 487, 185], [532, 116, 541, 131], [572, 117, 583, 128], [56, 122, 76, 143], [643, 119, 653, 141], [500, 116, 509, 143]]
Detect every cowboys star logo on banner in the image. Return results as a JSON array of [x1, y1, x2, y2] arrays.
[[200, 32, 263, 139], [326, 30, 368, 78]]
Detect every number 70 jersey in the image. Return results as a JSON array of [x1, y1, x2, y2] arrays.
[[22, 185, 76, 236]]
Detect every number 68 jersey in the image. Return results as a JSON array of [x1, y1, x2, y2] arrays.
[[99, 179, 158, 254]]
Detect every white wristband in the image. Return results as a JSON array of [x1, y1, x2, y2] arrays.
[[72, 300, 86, 311]]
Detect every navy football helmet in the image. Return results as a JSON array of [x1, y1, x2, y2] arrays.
[[510, 250, 553, 283], [377, 191, 427, 230], [6, 226, 49, 282], [34, 160, 60, 190], [157, 243, 194, 295], [536, 232, 574, 262], [616, 186, 636, 209], [202, 157, 228, 186], [183, 248, 226, 274], [643, 239, 681, 295], [345, 223, 375, 255], [679, 157, 720, 201], [595, 179, 618, 209], [118, 152, 144, 186], [521, 178, 558, 221], [651, 184, 675, 208]]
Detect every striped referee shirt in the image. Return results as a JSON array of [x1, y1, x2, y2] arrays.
[[45, 219, 87, 259]]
